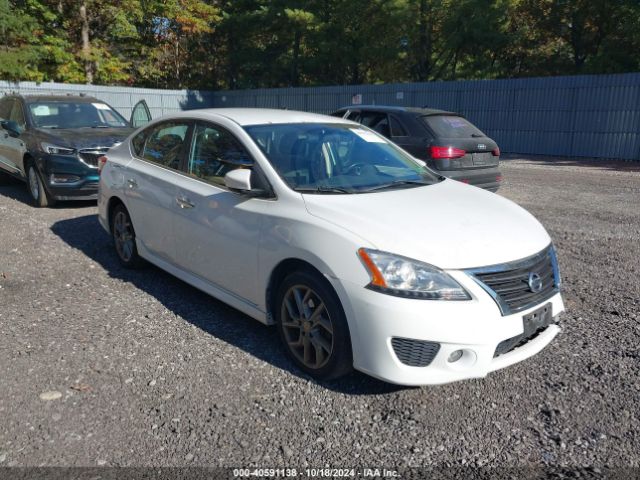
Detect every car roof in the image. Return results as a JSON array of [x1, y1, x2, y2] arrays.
[[335, 105, 457, 116], [17, 94, 102, 104], [165, 108, 351, 127]]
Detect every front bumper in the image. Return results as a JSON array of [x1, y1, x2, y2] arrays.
[[337, 270, 564, 386], [39, 153, 99, 200], [48, 176, 99, 200]]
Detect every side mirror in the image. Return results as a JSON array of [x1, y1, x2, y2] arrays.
[[1, 120, 21, 137], [224, 168, 252, 191]]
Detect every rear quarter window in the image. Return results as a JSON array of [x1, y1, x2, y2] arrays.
[[131, 130, 147, 157], [422, 115, 485, 139]]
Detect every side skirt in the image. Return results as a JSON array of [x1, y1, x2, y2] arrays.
[[137, 241, 269, 325]]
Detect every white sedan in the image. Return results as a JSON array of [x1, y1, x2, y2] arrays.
[[97, 108, 564, 386]]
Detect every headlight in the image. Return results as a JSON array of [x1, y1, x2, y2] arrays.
[[358, 248, 471, 300], [41, 142, 76, 155]]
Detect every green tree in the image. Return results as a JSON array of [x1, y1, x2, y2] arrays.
[[3, 0, 640, 88], [0, 0, 41, 80]]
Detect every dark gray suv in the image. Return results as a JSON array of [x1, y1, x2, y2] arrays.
[[332, 106, 502, 192], [0, 94, 151, 207]]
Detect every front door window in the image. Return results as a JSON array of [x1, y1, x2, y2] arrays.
[[187, 123, 254, 187]]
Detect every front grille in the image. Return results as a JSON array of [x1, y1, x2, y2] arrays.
[[468, 245, 559, 316], [79, 148, 110, 167], [391, 337, 440, 367]]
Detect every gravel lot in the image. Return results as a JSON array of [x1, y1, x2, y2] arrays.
[[0, 157, 639, 471]]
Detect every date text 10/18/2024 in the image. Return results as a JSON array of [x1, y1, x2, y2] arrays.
[[233, 468, 400, 478]]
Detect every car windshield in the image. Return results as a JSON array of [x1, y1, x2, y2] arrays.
[[244, 123, 441, 194], [422, 115, 485, 139], [28, 101, 129, 129]]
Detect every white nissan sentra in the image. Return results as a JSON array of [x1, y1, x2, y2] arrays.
[[97, 108, 564, 386]]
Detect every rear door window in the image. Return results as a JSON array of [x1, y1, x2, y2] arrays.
[[422, 115, 485, 139], [346, 111, 360, 121], [359, 112, 385, 128], [140, 121, 190, 170], [389, 116, 407, 137], [359, 112, 391, 138]]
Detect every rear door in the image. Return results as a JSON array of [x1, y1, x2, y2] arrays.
[[124, 120, 192, 263], [387, 114, 427, 158], [421, 114, 499, 171]]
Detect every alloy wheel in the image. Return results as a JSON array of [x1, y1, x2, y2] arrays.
[[113, 210, 135, 262], [280, 284, 334, 369]]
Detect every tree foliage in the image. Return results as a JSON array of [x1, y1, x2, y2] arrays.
[[2, 0, 639, 88]]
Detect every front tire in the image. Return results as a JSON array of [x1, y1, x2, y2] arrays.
[[111, 204, 143, 269], [276, 270, 353, 380], [27, 164, 55, 208]]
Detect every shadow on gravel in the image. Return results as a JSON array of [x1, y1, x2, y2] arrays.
[[0, 180, 96, 209], [51, 213, 408, 396], [501, 154, 640, 172]]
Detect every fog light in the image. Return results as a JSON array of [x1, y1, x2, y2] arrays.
[[50, 173, 81, 184], [448, 349, 464, 363]]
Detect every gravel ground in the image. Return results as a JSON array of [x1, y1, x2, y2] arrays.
[[0, 157, 639, 471]]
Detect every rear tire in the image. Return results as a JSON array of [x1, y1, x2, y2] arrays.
[[26, 164, 55, 208], [111, 204, 144, 269], [275, 270, 353, 380]]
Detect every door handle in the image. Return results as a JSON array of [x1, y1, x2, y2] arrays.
[[175, 195, 195, 209], [127, 178, 138, 189], [2, 133, 7, 139]]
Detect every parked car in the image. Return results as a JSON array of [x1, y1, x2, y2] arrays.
[[98, 108, 563, 386], [0, 94, 151, 207], [331, 105, 502, 191]]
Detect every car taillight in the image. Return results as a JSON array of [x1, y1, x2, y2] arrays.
[[492, 147, 500, 156], [430, 146, 466, 159], [97, 155, 108, 174]]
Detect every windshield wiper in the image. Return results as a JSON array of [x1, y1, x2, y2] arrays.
[[359, 179, 431, 192], [296, 185, 353, 194]]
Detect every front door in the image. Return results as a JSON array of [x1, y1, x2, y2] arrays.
[[0, 99, 27, 177], [0, 123, 25, 176], [172, 121, 265, 305], [130, 100, 152, 128]]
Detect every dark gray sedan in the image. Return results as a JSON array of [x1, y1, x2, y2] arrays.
[[332, 105, 502, 191]]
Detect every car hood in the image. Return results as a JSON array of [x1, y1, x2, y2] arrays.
[[302, 179, 551, 270], [36, 127, 135, 149]]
